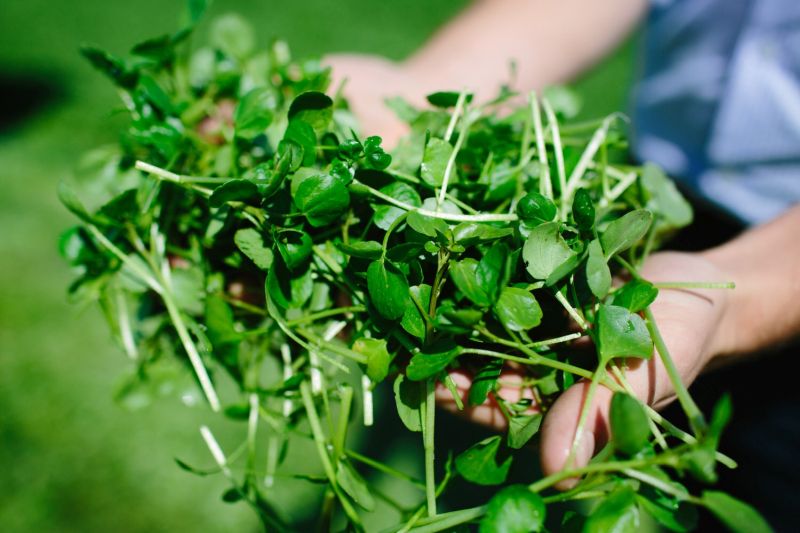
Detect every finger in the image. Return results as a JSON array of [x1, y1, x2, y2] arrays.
[[435, 369, 540, 431]]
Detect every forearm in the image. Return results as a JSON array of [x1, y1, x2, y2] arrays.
[[702, 204, 800, 358], [403, 0, 646, 99]]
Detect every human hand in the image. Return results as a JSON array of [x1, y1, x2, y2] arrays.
[[324, 54, 419, 148], [436, 250, 734, 488]]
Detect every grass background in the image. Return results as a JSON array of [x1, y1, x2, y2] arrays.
[[0, 1, 635, 531]]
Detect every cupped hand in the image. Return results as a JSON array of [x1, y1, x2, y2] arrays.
[[436, 251, 734, 488]]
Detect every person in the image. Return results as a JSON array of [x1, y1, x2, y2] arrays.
[[326, 0, 800, 529]]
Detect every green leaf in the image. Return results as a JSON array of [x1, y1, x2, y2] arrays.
[[420, 137, 454, 187], [477, 242, 508, 303], [283, 119, 317, 166], [494, 287, 542, 331], [702, 491, 773, 533], [336, 460, 376, 511], [611, 279, 659, 313], [407, 210, 449, 238], [366, 260, 409, 320], [80, 45, 137, 88], [372, 182, 421, 230], [234, 228, 273, 270], [276, 229, 312, 271], [287, 91, 333, 133], [209, 179, 259, 207], [401, 284, 432, 340], [523, 222, 576, 280], [393, 374, 422, 432], [507, 414, 543, 449], [480, 485, 546, 533], [211, 13, 254, 59], [406, 341, 461, 381], [58, 181, 96, 225], [642, 163, 693, 229], [455, 435, 512, 486], [338, 240, 383, 260], [352, 337, 391, 383], [469, 359, 503, 406], [636, 494, 697, 533], [597, 304, 653, 362], [610, 393, 650, 456], [221, 487, 243, 503], [426, 91, 473, 108], [600, 209, 653, 259], [586, 239, 611, 298], [572, 188, 595, 231], [450, 259, 491, 307], [267, 255, 313, 310], [516, 191, 557, 227], [584, 487, 640, 533], [244, 162, 285, 199], [543, 85, 581, 119], [452, 222, 514, 247], [234, 87, 273, 139], [293, 174, 350, 227]]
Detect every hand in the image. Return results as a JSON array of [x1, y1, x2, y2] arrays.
[[323, 54, 418, 148], [436, 251, 733, 488]]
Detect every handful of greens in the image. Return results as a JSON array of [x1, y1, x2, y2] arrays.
[[60, 5, 771, 532]]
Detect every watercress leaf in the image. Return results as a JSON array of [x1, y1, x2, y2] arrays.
[[453, 222, 514, 247], [373, 182, 421, 230], [234, 228, 273, 270], [480, 485, 546, 533], [543, 85, 581, 119], [420, 137, 454, 187], [494, 287, 543, 331], [366, 260, 409, 320], [507, 413, 543, 449], [267, 254, 312, 310], [244, 163, 285, 199], [477, 242, 508, 303], [516, 191, 556, 227], [701, 491, 773, 533], [211, 13, 255, 59], [610, 392, 650, 455], [407, 210, 449, 238], [600, 209, 653, 259], [611, 279, 659, 312], [336, 459, 376, 511], [597, 304, 653, 362], [138, 75, 174, 114], [352, 337, 391, 383], [406, 340, 461, 381], [401, 284, 432, 340], [58, 181, 99, 225], [276, 140, 304, 175], [449, 259, 491, 307], [209, 179, 260, 207], [394, 374, 422, 432], [523, 221, 576, 280], [636, 494, 697, 533], [642, 163, 693, 229], [283, 119, 316, 166], [338, 240, 383, 260], [469, 359, 503, 406], [455, 435, 512, 486], [572, 188, 595, 231], [426, 91, 473, 108], [584, 487, 640, 533], [80, 45, 138, 88], [234, 87, 274, 139], [98, 189, 139, 223], [544, 251, 582, 287], [440, 306, 483, 327], [276, 229, 313, 270], [293, 173, 350, 227], [287, 91, 333, 133], [174, 457, 215, 476], [586, 239, 611, 299]]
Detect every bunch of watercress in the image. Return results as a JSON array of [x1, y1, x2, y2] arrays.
[[60, 4, 773, 532]]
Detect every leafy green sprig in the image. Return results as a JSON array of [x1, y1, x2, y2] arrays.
[[60, 6, 772, 533]]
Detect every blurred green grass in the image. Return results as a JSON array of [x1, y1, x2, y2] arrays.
[[0, 1, 635, 531]]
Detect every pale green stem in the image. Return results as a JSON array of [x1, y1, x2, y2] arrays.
[[644, 307, 707, 434], [541, 98, 567, 219], [422, 379, 437, 517], [554, 290, 589, 330], [529, 91, 553, 198]]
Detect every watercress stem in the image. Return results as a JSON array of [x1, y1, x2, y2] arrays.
[[422, 378, 437, 517]]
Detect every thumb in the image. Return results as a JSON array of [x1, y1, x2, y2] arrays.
[[539, 380, 616, 490]]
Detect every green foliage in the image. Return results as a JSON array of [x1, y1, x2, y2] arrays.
[[57, 7, 754, 531]]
